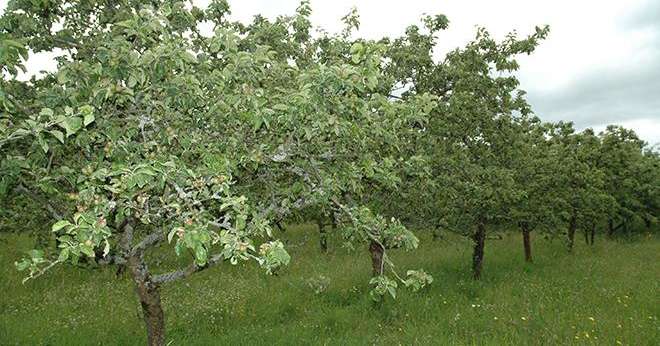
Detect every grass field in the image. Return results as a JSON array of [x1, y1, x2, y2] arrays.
[[0, 225, 658, 345]]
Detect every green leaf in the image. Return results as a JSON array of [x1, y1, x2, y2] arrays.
[[252, 116, 263, 132], [58, 248, 70, 262], [387, 286, 397, 299], [59, 117, 83, 137], [194, 246, 208, 265], [15, 259, 30, 271], [167, 228, 178, 243], [367, 75, 378, 89], [39, 108, 54, 117], [80, 105, 95, 126], [49, 130, 65, 143], [38, 136, 49, 153], [80, 244, 95, 258], [52, 220, 71, 232], [350, 43, 364, 63]]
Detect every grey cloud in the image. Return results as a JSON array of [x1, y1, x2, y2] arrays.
[[527, 54, 660, 127], [525, 0, 660, 143], [624, 0, 660, 30]]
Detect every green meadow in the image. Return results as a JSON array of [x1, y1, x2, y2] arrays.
[[1, 226, 658, 345]]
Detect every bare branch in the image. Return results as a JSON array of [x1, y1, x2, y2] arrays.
[[151, 254, 224, 285], [131, 231, 165, 256]]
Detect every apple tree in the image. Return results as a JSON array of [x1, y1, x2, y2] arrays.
[[2, 1, 434, 344]]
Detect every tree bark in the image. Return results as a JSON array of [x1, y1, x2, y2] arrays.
[[472, 222, 486, 280], [127, 255, 165, 346], [568, 215, 577, 252], [369, 240, 384, 276], [318, 219, 328, 252], [521, 223, 532, 263], [274, 220, 285, 233]]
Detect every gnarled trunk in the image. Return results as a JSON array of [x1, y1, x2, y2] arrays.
[[128, 255, 165, 346], [521, 223, 532, 263], [369, 240, 384, 276], [472, 222, 486, 280], [568, 215, 577, 252]]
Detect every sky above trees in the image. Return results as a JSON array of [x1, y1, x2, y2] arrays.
[[2, 0, 658, 145]]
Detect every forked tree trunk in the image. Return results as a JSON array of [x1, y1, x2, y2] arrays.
[[472, 222, 486, 280], [521, 223, 532, 263], [128, 255, 165, 346], [568, 216, 577, 252], [369, 240, 384, 276], [318, 219, 328, 252]]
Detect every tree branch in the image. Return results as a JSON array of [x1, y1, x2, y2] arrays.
[[131, 231, 165, 256], [13, 185, 63, 220], [151, 254, 224, 285]]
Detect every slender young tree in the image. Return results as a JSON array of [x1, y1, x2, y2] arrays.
[[510, 118, 565, 262]]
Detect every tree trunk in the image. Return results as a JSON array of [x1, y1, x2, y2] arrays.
[[607, 218, 614, 238], [128, 255, 165, 346], [590, 224, 595, 245], [318, 219, 328, 252], [369, 240, 384, 276], [521, 224, 532, 263], [472, 222, 486, 280], [568, 216, 577, 252], [275, 220, 285, 233], [583, 229, 589, 244]]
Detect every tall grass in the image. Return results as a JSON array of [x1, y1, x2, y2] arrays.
[[1, 226, 658, 345]]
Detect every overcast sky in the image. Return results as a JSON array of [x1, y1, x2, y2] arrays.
[[3, 0, 659, 145]]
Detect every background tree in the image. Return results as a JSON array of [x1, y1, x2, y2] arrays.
[[598, 125, 656, 237], [549, 124, 613, 251], [510, 118, 565, 262], [409, 26, 549, 279]]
